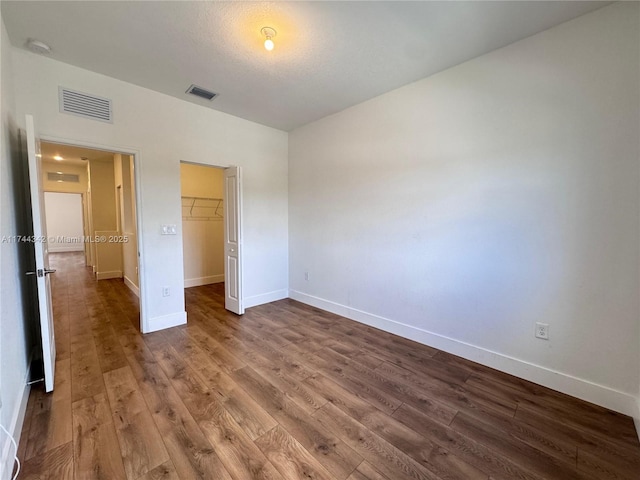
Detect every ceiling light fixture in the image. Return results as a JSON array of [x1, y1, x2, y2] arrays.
[[53, 155, 63, 161], [261, 27, 277, 51]]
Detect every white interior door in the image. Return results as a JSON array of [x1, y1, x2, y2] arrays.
[[224, 166, 243, 314], [25, 114, 56, 392]]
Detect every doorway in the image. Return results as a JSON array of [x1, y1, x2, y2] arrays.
[[180, 163, 225, 288], [39, 141, 141, 325], [43, 192, 84, 253], [180, 162, 244, 315]]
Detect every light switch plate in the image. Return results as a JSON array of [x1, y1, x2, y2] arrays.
[[161, 224, 177, 235]]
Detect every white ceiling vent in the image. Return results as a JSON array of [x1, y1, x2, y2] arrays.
[[47, 172, 79, 183], [59, 87, 112, 123]]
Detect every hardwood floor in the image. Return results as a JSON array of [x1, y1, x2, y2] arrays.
[[16, 252, 640, 479]]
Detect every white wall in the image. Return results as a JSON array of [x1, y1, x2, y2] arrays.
[[181, 163, 225, 287], [89, 157, 116, 231], [120, 155, 136, 233], [89, 157, 122, 279], [289, 2, 639, 416], [12, 46, 289, 331], [0, 12, 31, 480], [44, 192, 84, 252]]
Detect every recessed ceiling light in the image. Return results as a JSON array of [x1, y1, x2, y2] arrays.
[[53, 155, 64, 161], [26, 39, 52, 55]]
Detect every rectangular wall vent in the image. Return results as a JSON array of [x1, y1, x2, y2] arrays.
[[59, 87, 113, 123], [47, 172, 80, 183], [186, 84, 217, 101]]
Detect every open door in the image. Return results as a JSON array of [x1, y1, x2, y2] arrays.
[[224, 166, 243, 314], [25, 114, 56, 392]]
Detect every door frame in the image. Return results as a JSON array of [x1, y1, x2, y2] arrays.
[[179, 160, 244, 313], [38, 134, 148, 332]]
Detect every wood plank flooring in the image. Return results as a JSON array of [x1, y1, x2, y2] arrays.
[[16, 252, 640, 480]]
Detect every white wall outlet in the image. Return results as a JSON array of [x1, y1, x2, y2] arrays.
[[535, 322, 550, 340], [161, 224, 177, 235], [162, 286, 170, 297], [304, 271, 310, 281]]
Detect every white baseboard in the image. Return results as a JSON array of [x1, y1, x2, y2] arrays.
[[123, 275, 139, 297], [245, 289, 289, 309], [146, 311, 186, 333], [184, 274, 224, 288], [289, 289, 639, 418], [0, 370, 31, 480], [96, 270, 123, 280]]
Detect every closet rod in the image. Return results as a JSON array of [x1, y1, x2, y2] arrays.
[[181, 195, 223, 201], [181, 196, 223, 218]]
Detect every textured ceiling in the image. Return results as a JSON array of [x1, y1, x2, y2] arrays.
[[3, 1, 610, 131]]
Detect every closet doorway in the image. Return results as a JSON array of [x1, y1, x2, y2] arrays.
[[180, 161, 244, 314], [180, 163, 226, 288]]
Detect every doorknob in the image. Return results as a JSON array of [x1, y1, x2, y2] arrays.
[[25, 268, 56, 277]]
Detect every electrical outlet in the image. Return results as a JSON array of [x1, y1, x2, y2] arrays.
[[304, 271, 310, 281], [535, 322, 549, 340], [162, 286, 170, 297]]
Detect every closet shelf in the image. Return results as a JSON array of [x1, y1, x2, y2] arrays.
[[181, 196, 223, 221]]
